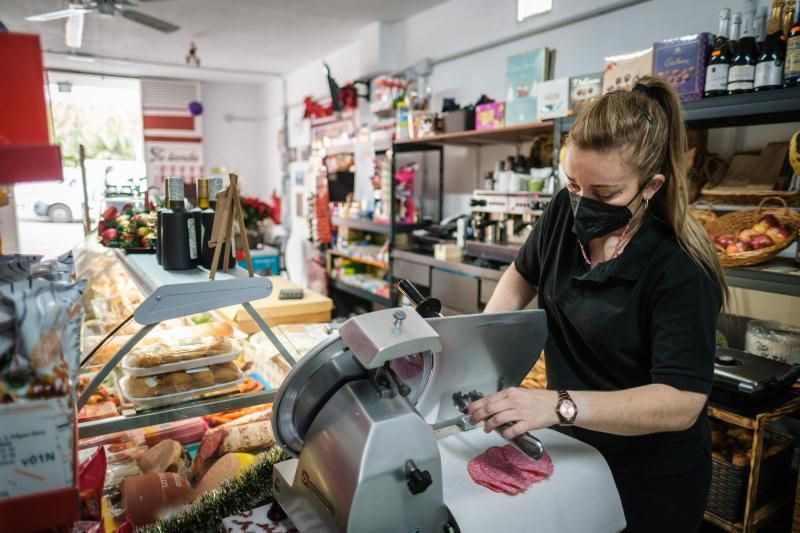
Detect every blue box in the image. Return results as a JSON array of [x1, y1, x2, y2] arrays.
[[238, 255, 280, 275], [652, 33, 711, 102]]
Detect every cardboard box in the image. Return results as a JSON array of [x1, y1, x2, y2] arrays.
[[537, 78, 570, 120], [569, 73, 603, 115], [218, 276, 333, 334], [505, 48, 552, 125], [603, 48, 654, 93], [475, 102, 505, 131], [652, 33, 711, 102]]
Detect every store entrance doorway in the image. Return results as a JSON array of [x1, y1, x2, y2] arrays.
[[11, 71, 145, 258]]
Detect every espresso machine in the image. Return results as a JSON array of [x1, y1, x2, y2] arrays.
[[464, 190, 550, 264]]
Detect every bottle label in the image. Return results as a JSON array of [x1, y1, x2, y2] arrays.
[[187, 218, 198, 260], [728, 65, 755, 89], [786, 37, 800, 77], [705, 64, 730, 91], [755, 61, 784, 87]]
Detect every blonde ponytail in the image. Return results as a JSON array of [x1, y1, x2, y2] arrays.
[[569, 76, 728, 306]]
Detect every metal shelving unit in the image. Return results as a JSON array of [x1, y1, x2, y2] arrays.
[[327, 248, 389, 269], [330, 279, 391, 307], [331, 216, 422, 235], [78, 250, 295, 439]]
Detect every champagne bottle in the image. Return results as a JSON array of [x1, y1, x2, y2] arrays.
[[161, 177, 198, 270], [755, 0, 787, 90], [784, 0, 796, 36], [705, 8, 733, 97], [728, 8, 758, 93], [199, 177, 236, 269], [785, 6, 800, 85]]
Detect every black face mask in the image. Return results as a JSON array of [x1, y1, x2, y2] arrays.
[[569, 189, 645, 243]]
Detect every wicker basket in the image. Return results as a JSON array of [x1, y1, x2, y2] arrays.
[[706, 431, 794, 523], [689, 199, 717, 227], [702, 197, 800, 267]]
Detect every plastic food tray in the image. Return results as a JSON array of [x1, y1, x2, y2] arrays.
[[119, 371, 244, 410], [121, 339, 242, 377]]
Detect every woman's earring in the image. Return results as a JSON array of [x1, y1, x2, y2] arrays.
[[644, 197, 650, 210]]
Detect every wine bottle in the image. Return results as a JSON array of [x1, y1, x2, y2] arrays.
[[755, 0, 787, 90], [784, 1, 796, 35], [705, 8, 732, 97], [755, 6, 768, 44], [728, 12, 743, 71], [728, 9, 758, 93], [785, 6, 800, 85], [161, 176, 199, 270]]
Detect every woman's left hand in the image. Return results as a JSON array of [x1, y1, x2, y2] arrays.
[[466, 387, 560, 439]]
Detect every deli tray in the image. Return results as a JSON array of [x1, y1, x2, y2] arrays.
[[122, 339, 242, 377], [119, 373, 244, 410]]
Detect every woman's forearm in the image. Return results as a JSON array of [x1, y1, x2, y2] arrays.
[[484, 263, 537, 313], [570, 384, 706, 436]]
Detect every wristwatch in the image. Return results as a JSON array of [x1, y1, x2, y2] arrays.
[[556, 390, 578, 426]]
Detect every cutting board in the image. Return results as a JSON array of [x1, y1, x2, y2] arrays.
[[439, 428, 626, 533], [219, 276, 333, 334]]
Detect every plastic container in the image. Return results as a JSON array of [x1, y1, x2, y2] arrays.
[[120, 367, 244, 410], [122, 339, 241, 377], [745, 320, 800, 364]]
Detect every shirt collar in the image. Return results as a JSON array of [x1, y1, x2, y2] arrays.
[[573, 214, 665, 283]]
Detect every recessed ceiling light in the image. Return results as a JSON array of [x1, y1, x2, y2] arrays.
[[66, 52, 96, 63], [517, 0, 552, 22]]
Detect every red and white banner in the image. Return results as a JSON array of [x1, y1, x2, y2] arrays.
[[141, 80, 204, 197]]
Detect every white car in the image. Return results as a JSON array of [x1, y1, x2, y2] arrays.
[[16, 177, 87, 223]]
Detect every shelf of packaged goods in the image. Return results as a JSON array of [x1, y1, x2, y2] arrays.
[[331, 216, 423, 234], [557, 86, 800, 131], [79, 388, 277, 439], [330, 278, 392, 306], [328, 249, 389, 269], [723, 257, 800, 297], [393, 121, 553, 149], [704, 495, 792, 533]]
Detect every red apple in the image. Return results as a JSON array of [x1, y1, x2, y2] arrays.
[[101, 206, 118, 222], [100, 228, 118, 245], [758, 214, 780, 228], [726, 241, 751, 255], [738, 229, 760, 244], [766, 225, 791, 244], [98, 220, 106, 234], [751, 222, 770, 234], [715, 234, 736, 247], [750, 234, 774, 250]]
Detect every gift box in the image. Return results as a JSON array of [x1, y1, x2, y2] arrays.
[[475, 102, 505, 131], [569, 73, 603, 115], [652, 33, 711, 102], [603, 48, 654, 93], [443, 108, 475, 133]]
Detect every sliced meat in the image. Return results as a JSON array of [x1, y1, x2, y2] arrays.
[[499, 445, 554, 477], [468, 459, 522, 495]]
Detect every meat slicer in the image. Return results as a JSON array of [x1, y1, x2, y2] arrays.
[[270, 283, 625, 532]]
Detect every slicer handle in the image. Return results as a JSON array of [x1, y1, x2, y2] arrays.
[[397, 279, 443, 318]]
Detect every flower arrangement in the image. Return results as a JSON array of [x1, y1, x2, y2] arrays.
[[240, 196, 272, 231]]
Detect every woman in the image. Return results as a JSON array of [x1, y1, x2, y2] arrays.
[[468, 77, 726, 532]]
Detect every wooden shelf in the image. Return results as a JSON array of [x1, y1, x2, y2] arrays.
[[393, 121, 553, 149], [330, 279, 391, 306], [328, 249, 389, 269], [331, 216, 422, 234], [704, 495, 792, 533]]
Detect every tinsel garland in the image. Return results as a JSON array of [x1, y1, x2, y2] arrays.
[[139, 446, 290, 533]]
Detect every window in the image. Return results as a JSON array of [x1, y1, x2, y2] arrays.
[[517, 0, 552, 22]]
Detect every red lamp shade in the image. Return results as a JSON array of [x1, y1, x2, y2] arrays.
[[0, 32, 63, 183]]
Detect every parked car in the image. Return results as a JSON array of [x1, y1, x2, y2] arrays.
[[16, 175, 88, 223]]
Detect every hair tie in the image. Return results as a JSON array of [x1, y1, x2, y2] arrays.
[[632, 82, 654, 99]]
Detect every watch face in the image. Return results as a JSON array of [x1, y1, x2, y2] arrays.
[[559, 401, 576, 420]]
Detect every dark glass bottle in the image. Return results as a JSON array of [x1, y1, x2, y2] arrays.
[[705, 8, 732, 97], [785, 7, 800, 85], [728, 9, 758, 93], [161, 176, 199, 270], [755, 0, 787, 91]]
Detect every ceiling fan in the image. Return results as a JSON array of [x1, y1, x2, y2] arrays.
[[26, 0, 180, 49]]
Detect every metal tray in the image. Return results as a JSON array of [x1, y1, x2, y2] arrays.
[[119, 371, 244, 410], [121, 339, 242, 377]]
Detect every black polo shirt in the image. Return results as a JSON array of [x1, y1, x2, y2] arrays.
[[514, 188, 721, 475]]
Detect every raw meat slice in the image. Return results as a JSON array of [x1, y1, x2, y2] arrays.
[[499, 445, 554, 477], [468, 459, 522, 494]]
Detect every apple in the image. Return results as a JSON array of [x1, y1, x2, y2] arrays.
[[738, 229, 760, 244], [751, 222, 771, 234], [100, 228, 118, 245], [758, 214, 780, 228], [750, 234, 774, 250], [101, 206, 117, 222], [726, 241, 751, 255], [716, 234, 736, 247], [766, 225, 791, 244]]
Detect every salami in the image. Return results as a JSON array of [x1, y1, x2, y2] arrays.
[[467, 444, 554, 495]]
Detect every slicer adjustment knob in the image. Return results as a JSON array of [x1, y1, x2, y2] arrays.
[[393, 310, 407, 329], [405, 459, 433, 495]]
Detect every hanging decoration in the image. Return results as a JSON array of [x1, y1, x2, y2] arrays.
[[188, 101, 203, 116]]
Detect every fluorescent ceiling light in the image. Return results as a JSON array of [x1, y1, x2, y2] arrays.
[[26, 7, 90, 22], [517, 0, 552, 22], [65, 13, 84, 49]]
